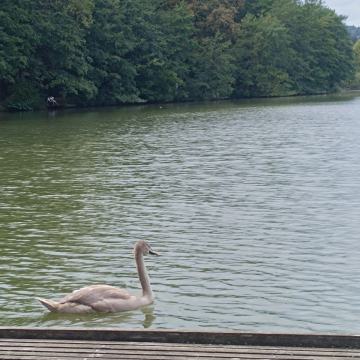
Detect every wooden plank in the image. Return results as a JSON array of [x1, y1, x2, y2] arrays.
[[1, 347, 359, 359], [0, 357, 72, 360], [1, 341, 360, 359], [0, 358, 350, 360], [1, 328, 360, 360], [1, 338, 359, 354], [0, 345, 356, 357], [0, 349, 358, 360], [1, 328, 360, 349], [0, 341, 359, 357]]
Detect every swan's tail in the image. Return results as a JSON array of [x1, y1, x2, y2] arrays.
[[36, 297, 59, 312]]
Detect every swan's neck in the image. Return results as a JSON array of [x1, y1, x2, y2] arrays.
[[135, 250, 153, 300]]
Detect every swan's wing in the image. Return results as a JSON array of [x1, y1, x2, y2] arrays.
[[59, 284, 132, 308]]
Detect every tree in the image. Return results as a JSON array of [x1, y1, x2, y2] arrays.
[[132, 1, 197, 102], [32, 0, 96, 104], [86, 0, 140, 106], [241, 0, 274, 17], [233, 14, 294, 97], [270, 0, 354, 94], [351, 40, 360, 88], [0, 0, 356, 109], [354, 40, 360, 70], [0, 0, 39, 109], [0, 0, 96, 109], [186, 0, 245, 40], [185, 34, 235, 100]]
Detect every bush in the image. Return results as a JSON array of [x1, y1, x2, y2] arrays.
[[347, 72, 360, 89], [4, 81, 43, 111]]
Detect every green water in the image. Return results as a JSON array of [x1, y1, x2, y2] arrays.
[[1, 94, 360, 332]]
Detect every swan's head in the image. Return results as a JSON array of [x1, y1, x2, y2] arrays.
[[135, 240, 160, 256]]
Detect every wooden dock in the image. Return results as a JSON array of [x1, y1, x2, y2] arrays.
[[1, 327, 360, 359]]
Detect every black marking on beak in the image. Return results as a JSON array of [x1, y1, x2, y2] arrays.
[[149, 249, 160, 256]]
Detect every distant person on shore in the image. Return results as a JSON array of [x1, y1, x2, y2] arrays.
[[47, 96, 57, 106]]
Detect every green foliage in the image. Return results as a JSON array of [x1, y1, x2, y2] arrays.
[[233, 14, 294, 97], [349, 40, 360, 89], [186, 34, 235, 99], [0, 0, 37, 100], [133, 1, 197, 102], [354, 40, 360, 70], [270, 0, 354, 94], [242, 0, 274, 17], [0, 0, 96, 107], [86, 0, 140, 105], [0, 0, 356, 110], [3, 81, 42, 111], [32, 0, 97, 102], [233, 0, 354, 97]]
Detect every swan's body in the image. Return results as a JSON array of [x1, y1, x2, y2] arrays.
[[37, 240, 159, 313]]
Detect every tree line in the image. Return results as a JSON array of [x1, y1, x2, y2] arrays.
[[352, 39, 360, 89], [0, 0, 356, 111]]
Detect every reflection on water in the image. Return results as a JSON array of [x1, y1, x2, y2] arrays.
[[39, 305, 156, 329], [142, 306, 157, 329], [1, 93, 360, 333]]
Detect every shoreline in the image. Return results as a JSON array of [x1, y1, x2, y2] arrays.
[[1, 89, 360, 115]]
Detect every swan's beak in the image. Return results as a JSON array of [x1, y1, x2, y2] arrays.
[[149, 249, 160, 256]]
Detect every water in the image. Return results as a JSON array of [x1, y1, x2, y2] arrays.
[[0, 94, 360, 333]]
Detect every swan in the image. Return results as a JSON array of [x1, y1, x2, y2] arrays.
[[37, 240, 159, 313]]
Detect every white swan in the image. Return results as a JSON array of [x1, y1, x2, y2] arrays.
[[37, 240, 159, 313]]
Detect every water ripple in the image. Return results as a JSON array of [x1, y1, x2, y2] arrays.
[[1, 95, 360, 332]]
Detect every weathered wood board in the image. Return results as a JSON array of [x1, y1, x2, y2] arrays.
[[0, 328, 360, 359]]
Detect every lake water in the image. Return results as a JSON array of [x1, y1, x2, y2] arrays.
[[1, 94, 360, 333]]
